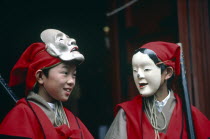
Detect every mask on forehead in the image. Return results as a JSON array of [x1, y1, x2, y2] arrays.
[[41, 29, 84, 63]]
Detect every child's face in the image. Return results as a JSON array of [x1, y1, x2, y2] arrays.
[[41, 63, 76, 102], [132, 52, 161, 97]]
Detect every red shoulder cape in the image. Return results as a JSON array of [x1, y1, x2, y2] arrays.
[[116, 93, 210, 139], [0, 98, 94, 139]]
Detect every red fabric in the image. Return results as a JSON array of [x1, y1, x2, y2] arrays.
[[9, 43, 61, 94], [116, 93, 210, 139], [141, 41, 181, 75], [0, 98, 94, 139]]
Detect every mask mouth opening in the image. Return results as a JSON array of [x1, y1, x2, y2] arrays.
[[139, 83, 148, 88], [70, 47, 78, 52]]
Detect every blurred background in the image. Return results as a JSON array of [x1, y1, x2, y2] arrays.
[[0, 0, 209, 139]]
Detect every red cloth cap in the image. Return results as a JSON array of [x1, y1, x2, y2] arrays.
[[141, 41, 181, 75], [9, 43, 61, 94]]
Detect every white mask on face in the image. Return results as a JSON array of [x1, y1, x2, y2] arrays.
[[132, 51, 161, 97]]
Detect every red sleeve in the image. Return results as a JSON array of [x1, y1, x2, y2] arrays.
[[191, 106, 210, 138], [0, 103, 43, 139]]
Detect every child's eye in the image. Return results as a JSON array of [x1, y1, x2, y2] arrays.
[[61, 71, 68, 75]]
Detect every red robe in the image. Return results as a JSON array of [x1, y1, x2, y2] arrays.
[[115, 93, 210, 139], [0, 98, 94, 139]]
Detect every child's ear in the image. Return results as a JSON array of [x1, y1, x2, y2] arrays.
[[35, 70, 45, 84], [165, 67, 173, 80]]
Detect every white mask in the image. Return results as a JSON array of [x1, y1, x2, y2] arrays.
[[132, 51, 161, 97], [40, 29, 84, 63]]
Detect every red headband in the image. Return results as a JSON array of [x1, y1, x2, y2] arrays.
[[141, 41, 181, 75], [9, 43, 61, 94]]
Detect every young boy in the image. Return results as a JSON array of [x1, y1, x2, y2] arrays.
[[105, 41, 210, 139], [0, 29, 94, 139]]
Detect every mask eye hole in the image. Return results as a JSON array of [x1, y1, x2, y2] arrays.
[[71, 41, 76, 45], [133, 69, 137, 72], [55, 33, 65, 43], [144, 69, 151, 72]]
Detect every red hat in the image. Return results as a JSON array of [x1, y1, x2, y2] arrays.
[[9, 29, 85, 95], [9, 43, 61, 94], [141, 41, 181, 75]]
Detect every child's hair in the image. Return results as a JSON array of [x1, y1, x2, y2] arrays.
[[134, 48, 175, 90]]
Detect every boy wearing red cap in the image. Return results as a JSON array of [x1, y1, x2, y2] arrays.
[[0, 29, 94, 139], [105, 41, 210, 139]]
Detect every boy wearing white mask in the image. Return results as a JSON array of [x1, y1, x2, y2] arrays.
[[105, 41, 210, 139]]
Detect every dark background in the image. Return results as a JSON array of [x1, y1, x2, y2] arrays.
[[0, 0, 112, 138]]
